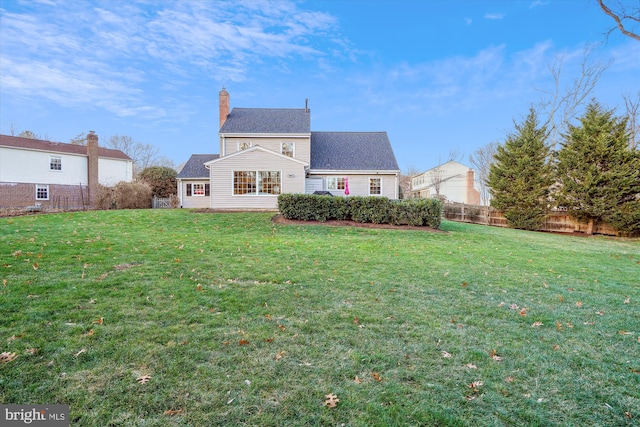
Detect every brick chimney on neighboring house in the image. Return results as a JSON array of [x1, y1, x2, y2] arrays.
[[87, 130, 99, 207], [219, 87, 230, 129], [466, 169, 481, 205]]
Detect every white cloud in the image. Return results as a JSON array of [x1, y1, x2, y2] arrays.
[[484, 13, 505, 20], [0, 0, 345, 119]]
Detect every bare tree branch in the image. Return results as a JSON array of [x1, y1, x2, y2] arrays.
[[598, 0, 640, 41], [623, 91, 640, 149]]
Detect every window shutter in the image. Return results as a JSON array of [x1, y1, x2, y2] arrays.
[[186, 184, 192, 196], [205, 184, 210, 196]]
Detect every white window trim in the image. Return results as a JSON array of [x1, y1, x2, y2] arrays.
[[237, 141, 253, 151], [281, 141, 295, 158], [232, 170, 282, 196], [369, 177, 382, 196], [50, 155, 62, 171], [36, 184, 49, 200], [326, 177, 345, 191], [192, 183, 206, 197]]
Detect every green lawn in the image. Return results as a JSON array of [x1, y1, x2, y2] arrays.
[[1, 210, 638, 426]]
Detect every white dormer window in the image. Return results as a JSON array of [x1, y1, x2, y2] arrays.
[[281, 142, 294, 157], [50, 156, 62, 171], [238, 141, 252, 151]]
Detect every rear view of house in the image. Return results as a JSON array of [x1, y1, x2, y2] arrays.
[[177, 88, 400, 209], [0, 132, 133, 210]]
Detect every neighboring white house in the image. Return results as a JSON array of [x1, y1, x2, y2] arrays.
[[0, 132, 133, 209], [411, 160, 481, 205], [177, 88, 401, 209]]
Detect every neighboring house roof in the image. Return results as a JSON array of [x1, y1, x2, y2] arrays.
[[417, 160, 472, 176], [0, 134, 132, 160], [310, 132, 400, 171], [220, 108, 311, 134], [177, 154, 220, 178]]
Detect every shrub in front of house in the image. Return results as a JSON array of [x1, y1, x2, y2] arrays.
[[277, 194, 442, 229], [96, 181, 153, 210]]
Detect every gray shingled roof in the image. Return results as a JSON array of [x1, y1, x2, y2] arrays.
[[177, 154, 219, 179], [220, 108, 310, 134], [310, 132, 399, 171]]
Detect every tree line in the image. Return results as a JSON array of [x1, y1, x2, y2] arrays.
[[487, 101, 639, 236]]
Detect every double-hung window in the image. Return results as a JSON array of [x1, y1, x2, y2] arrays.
[[186, 183, 210, 196], [369, 178, 381, 195], [233, 171, 281, 195], [281, 142, 294, 157], [50, 156, 62, 171], [327, 177, 345, 191]]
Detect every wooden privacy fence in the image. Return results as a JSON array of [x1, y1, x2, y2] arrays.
[[443, 202, 618, 236]]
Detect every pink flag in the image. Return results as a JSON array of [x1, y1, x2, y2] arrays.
[[344, 177, 350, 195]]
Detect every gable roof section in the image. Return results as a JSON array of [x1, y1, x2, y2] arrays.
[[310, 132, 400, 171], [0, 134, 131, 160], [205, 145, 308, 166], [177, 154, 220, 179], [220, 108, 311, 134]]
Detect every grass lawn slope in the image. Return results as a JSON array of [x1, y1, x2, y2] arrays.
[[1, 210, 638, 426]]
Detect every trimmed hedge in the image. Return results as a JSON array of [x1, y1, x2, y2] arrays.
[[278, 194, 442, 229]]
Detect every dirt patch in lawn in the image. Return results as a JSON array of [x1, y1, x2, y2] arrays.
[[271, 214, 446, 233]]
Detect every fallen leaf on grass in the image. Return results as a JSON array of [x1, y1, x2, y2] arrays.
[[519, 308, 527, 316], [84, 329, 95, 337], [73, 349, 86, 358], [442, 351, 452, 358], [324, 394, 339, 408], [354, 376, 362, 384], [25, 348, 38, 355], [468, 381, 483, 392], [489, 350, 503, 361], [92, 317, 104, 325], [275, 351, 285, 361], [163, 409, 183, 416], [625, 411, 632, 419], [0, 352, 18, 363], [264, 337, 274, 343], [277, 324, 286, 332], [619, 331, 633, 335], [596, 311, 605, 316], [239, 339, 249, 345], [196, 284, 202, 291], [531, 321, 543, 327], [465, 394, 477, 401], [624, 297, 630, 304], [465, 363, 478, 369], [7, 334, 24, 342], [505, 376, 514, 383], [372, 372, 382, 382], [576, 301, 583, 307], [137, 375, 151, 385], [553, 344, 560, 350]]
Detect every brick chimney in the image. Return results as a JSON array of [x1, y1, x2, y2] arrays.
[[219, 87, 230, 129], [466, 169, 481, 205], [87, 131, 99, 207]]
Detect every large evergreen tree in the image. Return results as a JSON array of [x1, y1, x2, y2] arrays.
[[555, 101, 640, 235], [488, 108, 554, 230]]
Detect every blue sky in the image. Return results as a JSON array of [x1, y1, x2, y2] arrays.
[[1, 0, 638, 172]]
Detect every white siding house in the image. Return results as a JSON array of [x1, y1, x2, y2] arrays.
[[0, 132, 132, 209], [411, 160, 481, 204], [177, 88, 401, 210]]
